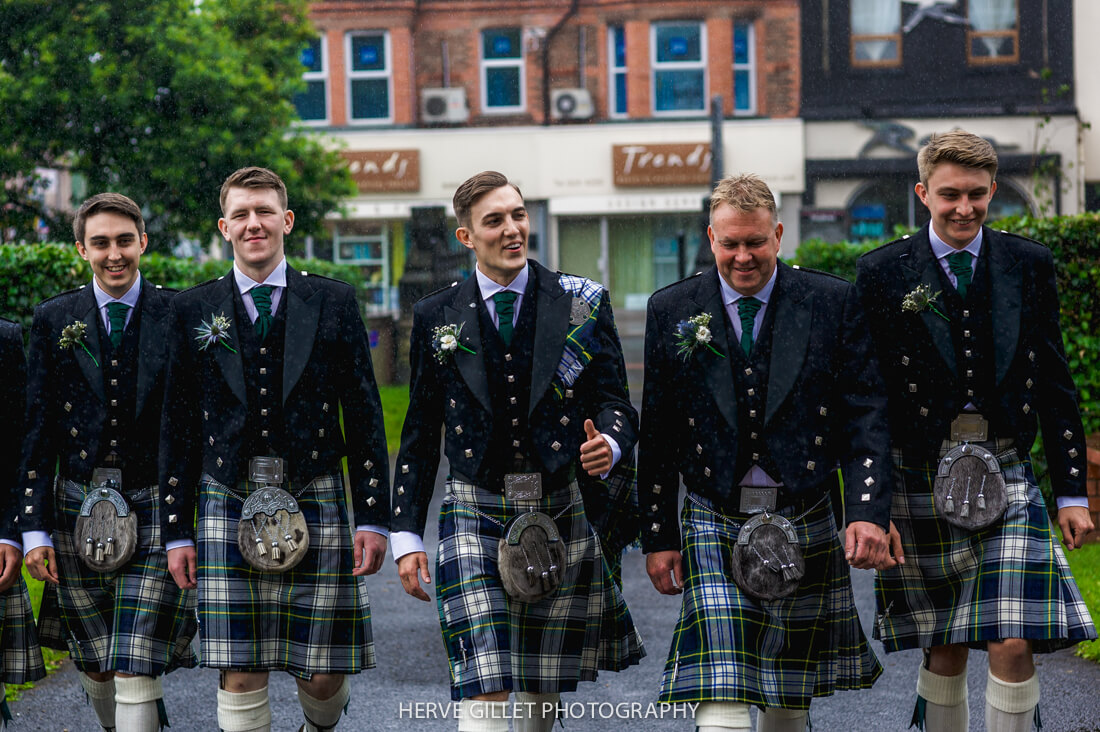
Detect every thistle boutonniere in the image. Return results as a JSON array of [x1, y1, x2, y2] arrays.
[[432, 322, 476, 363], [675, 312, 726, 361], [194, 313, 238, 353], [58, 320, 99, 367], [901, 284, 949, 322]]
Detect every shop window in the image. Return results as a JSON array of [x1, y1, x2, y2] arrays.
[[968, 0, 1018, 65], [850, 0, 901, 68], [733, 20, 756, 115], [481, 28, 525, 113], [333, 222, 392, 312], [293, 36, 327, 123], [347, 31, 392, 123], [652, 21, 706, 115], [609, 25, 628, 117]]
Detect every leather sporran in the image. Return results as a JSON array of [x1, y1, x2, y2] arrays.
[[74, 469, 137, 573], [497, 511, 567, 602], [933, 443, 1008, 530], [728, 513, 804, 601], [236, 457, 309, 572]]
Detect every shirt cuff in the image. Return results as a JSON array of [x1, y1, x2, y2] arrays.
[[0, 539, 22, 553], [1056, 496, 1089, 510], [599, 433, 622, 480], [390, 531, 426, 562], [21, 531, 52, 555], [165, 539, 196, 552], [356, 524, 389, 539]]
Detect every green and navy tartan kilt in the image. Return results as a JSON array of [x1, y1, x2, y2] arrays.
[[436, 477, 645, 701], [196, 474, 375, 679], [0, 578, 45, 684], [37, 479, 197, 676], [659, 491, 882, 710], [874, 441, 1096, 653]]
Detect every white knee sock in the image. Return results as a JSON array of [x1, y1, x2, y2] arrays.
[[513, 692, 559, 732], [694, 701, 753, 731], [79, 673, 116, 731], [298, 677, 351, 732], [757, 706, 809, 732], [457, 699, 510, 732], [217, 686, 271, 732], [985, 671, 1039, 732], [916, 666, 969, 732], [114, 675, 164, 732]]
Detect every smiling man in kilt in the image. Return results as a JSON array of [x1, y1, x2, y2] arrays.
[[856, 130, 1096, 731], [642, 174, 895, 732], [160, 167, 391, 732], [392, 171, 645, 732], [19, 193, 197, 731]]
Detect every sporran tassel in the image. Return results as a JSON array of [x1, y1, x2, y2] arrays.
[[960, 501, 970, 518], [105, 537, 114, 556], [286, 535, 298, 552], [782, 564, 799, 582], [944, 496, 954, 514], [84, 538, 94, 557], [977, 493, 986, 510], [256, 538, 266, 556], [270, 542, 281, 561], [94, 542, 105, 562]]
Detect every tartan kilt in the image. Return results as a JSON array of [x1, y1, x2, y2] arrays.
[[659, 492, 882, 709], [0, 578, 45, 684], [874, 441, 1097, 653], [436, 477, 645, 701], [196, 474, 375, 678], [37, 479, 197, 676]]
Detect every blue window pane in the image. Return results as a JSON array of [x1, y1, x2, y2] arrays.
[[734, 69, 750, 111], [483, 28, 521, 60], [351, 34, 385, 72], [655, 70, 704, 111], [614, 73, 627, 114], [656, 24, 701, 63], [300, 38, 322, 73], [612, 26, 626, 67], [351, 78, 388, 119], [486, 67, 520, 107], [734, 23, 749, 64], [293, 80, 326, 120]]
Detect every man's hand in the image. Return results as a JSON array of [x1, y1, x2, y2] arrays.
[[1058, 505, 1095, 551], [844, 521, 889, 570], [353, 531, 387, 577], [646, 550, 684, 595], [880, 520, 906, 570], [397, 551, 432, 601], [0, 545, 23, 591], [25, 546, 58, 585], [167, 546, 198, 589], [579, 419, 612, 476]]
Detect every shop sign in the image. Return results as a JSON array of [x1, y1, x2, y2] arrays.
[[613, 143, 711, 187], [342, 150, 420, 193]]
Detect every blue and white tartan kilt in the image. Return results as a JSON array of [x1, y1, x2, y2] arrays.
[[874, 441, 1097, 653], [37, 479, 197, 676], [436, 477, 645, 701], [196, 474, 375, 679], [659, 492, 882, 710], [0, 578, 45, 684]]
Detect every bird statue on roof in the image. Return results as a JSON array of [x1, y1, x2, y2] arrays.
[[903, 0, 969, 34]]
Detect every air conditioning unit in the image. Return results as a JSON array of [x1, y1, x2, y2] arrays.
[[421, 88, 469, 124], [551, 88, 594, 120]]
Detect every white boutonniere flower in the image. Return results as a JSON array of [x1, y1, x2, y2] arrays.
[[901, 284, 949, 322], [432, 323, 476, 363], [674, 312, 726, 361], [58, 320, 99, 367]]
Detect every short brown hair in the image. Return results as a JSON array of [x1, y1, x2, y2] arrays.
[[709, 173, 777, 222], [73, 192, 145, 243], [219, 166, 289, 214], [917, 130, 998, 186], [452, 171, 523, 229]]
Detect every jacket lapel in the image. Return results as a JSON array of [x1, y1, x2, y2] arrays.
[[282, 268, 321, 404], [986, 229, 1022, 385], [72, 286, 105, 403], [134, 281, 168, 417], [903, 228, 957, 374], [448, 276, 490, 414], [695, 269, 738, 431], [208, 275, 247, 406], [529, 264, 570, 415], [765, 264, 812, 425]]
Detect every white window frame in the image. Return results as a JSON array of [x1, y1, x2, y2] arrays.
[[608, 25, 628, 119], [295, 35, 329, 126], [650, 20, 708, 117], [345, 30, 393, 125], [480, 28, 526, 115], [732, 20, 756, 116]]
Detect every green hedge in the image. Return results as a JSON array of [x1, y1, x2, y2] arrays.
[[0, 244, 372, 335]]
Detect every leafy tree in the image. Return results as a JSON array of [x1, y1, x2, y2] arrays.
[[0, 0, 354, 249]]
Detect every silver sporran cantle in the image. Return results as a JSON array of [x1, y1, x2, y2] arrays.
[[74, 468, 137, 573], [237, 457, 309, 572]]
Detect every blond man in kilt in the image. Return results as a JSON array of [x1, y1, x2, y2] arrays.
[[642, 173, 895, 732], [393, 171, 645, 732], [20, 193, 197, 731], [160, 167, 391, 732], [856, 130, 1096, 731]]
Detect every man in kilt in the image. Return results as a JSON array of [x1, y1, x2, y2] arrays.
[[642, 173, 895, 732], [856, 130, 1096, 731], [160, 166, 390, 732], [19, 193, 197, 731], [392, 170, 645, 732], [0, 316, 46, 725]]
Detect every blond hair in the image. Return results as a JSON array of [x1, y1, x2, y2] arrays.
[[709, 173, 776, 222], [917, 130, 998, 186]]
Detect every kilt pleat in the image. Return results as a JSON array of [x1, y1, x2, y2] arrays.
[[658, 493, 882, 709], [196, 474, 375, 678], [874, 444, 1097, 653], [435, 478, 644, 701], [0, 578, 45, 684], [39, 479, 197, 676]]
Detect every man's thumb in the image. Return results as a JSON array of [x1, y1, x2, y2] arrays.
[[584, 418, 599, 440]]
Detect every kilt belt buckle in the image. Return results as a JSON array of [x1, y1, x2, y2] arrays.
[[739, 486, 777, 514], [730, 512, 804, 601], [950, 412, 989, 442], [75, 467, 137, 573], [504, 473, 542, 500], [238, 457, 309, 573], [933, 443, 1007, 531], [498, 511, 565, 603]]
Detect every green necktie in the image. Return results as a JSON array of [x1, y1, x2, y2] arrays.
[[251, 285, 274, 341], [737, 297, 761, 356], [106, 302, 130, 349], [947, 251, 974, 298], [493, 291, 518, 347]]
